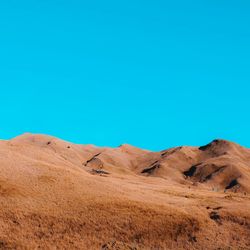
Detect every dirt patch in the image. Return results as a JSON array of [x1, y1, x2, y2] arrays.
[[141, 162, 160, 174], [183, 164, 199, 177], [225, 179, 239, 190], [209, 211, 222, 225]]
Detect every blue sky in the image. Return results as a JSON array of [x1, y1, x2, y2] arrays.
[[0, 1, 250, 150]]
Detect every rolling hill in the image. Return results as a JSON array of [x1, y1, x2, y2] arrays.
[[0, 133, 249, 249]]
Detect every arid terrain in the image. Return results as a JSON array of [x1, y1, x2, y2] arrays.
[[0, 133, 250, 249]]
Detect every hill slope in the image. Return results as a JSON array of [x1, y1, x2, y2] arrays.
[[0, 133, 250, 249]]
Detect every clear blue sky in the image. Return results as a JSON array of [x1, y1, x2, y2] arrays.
[[0, 1, 249, 150]]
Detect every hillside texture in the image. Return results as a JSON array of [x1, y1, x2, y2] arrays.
[[0, 134, 250, 249]]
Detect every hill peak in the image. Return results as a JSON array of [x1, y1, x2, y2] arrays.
[[199, 139, 238, 151]]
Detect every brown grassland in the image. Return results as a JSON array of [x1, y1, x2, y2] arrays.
[[0, 133, 250, 249]]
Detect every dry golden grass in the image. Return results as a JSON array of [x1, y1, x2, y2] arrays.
[[0, 134, 249, 249]]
